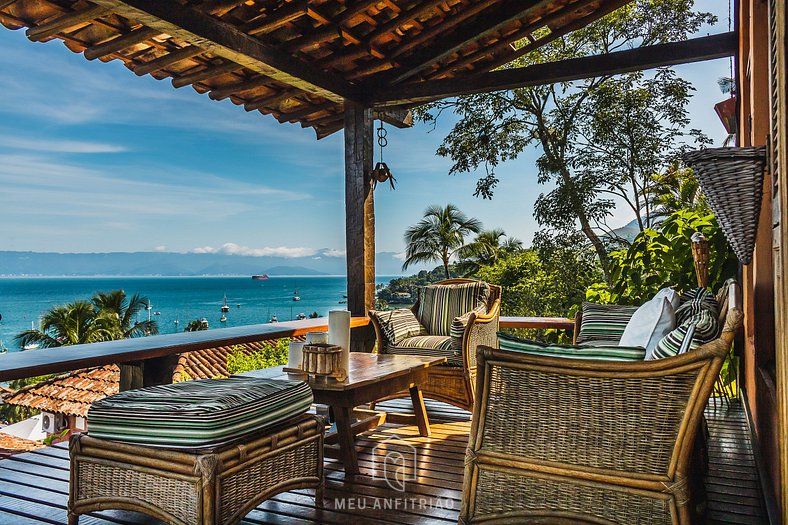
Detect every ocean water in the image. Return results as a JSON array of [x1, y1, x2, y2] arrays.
[[0, 275, 397, 352]]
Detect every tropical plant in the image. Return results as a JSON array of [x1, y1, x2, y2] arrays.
[[587, 210, 738, 305], [403, 204, 482, 278], [15, 301, 118, 349], [92, 290, 158, 338]]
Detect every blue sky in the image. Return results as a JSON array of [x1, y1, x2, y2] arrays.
[[0, 0, 731, 258]]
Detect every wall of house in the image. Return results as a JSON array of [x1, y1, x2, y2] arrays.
[[739, 0, 787, 519]]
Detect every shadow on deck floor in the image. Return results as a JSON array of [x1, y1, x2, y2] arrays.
[[0, 397, 767, 524]]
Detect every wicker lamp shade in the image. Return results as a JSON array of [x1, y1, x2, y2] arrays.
[[683, 147, 768, 264]]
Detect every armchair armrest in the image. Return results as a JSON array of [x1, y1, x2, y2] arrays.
[[460, 298, 501, 370]]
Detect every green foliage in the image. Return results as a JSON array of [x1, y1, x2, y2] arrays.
[[225, 339, 289, 375], [600, 210, 738, 305], [0, 374, 53, 424], [184, 318, 209, 332]]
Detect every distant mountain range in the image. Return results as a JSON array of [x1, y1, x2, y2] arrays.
[[0, 251, 416, 277]]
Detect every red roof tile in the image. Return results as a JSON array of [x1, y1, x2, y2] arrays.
[[0, 432, 43, 458]]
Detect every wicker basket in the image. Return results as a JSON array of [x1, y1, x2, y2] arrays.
[[683, 147, 768, 264]]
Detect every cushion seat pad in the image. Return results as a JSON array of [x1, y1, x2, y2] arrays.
[[386, 335, 459, 365], [87, 376, 313, 449]]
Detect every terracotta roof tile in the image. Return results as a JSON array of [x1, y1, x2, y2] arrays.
[[0, 432, 43, 459], [3, 338, 298, 417]]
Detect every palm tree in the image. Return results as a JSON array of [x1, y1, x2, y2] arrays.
[[456, 229, 524, 276], [184, 318, 209, 332], [92, 290, 158, 338], [403, 204, 482, 279], [15, 301, 118, 349]]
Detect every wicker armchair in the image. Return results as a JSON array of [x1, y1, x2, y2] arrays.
[[460, 280, 742, 525], [369, 279, 501, 411]]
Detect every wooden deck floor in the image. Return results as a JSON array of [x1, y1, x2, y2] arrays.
[[0, 398, 767, 524]]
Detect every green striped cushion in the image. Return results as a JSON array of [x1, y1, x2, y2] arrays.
[[498, 333, 646, 361], [651, 289, 720, 360], [371, 308, 426, 345], [575, 302, 638, 345], [387, 335, 457, 365], [87, 377, 313, 449], [450, 304, 487, 355], [417, 282, 490, 336]]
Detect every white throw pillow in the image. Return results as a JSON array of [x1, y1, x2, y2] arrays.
[[653, 287, 680, 311], [619, 297, 676, 358]]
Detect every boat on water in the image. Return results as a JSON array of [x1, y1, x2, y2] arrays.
[[221, 293, 230, 312], [295, 313, 306, 320], [220, 314, 227, 323], [293, 285, 301, 301], [270, 315, 278, 323], [252, 274, 270, 280]]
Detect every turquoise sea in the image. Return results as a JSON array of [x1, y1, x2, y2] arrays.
[[0, 276, 398, 352]]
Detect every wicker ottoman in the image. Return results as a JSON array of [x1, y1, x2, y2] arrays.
[[69, 377, 324, 525], [68, 412, 324, 525]]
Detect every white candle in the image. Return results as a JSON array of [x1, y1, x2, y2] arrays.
[[305, 332, 329, 345], [287, 341, 305, 369], [328, 310, 351, 374]]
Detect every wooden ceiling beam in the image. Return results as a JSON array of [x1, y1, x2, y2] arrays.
[[90, 0, 359, 102], [277, 100, 336, 122], [427, 0, 603, 79], [133, 44, 203, 75], [171, 61, 241, 88], [371, 32, 738, 106], [84, 25, 161, 60], [385, 0, 554, 84], [284, 0, 383, 51], [242, 0, 309, 36], [208, 75, 272, 100], [244, 89, 298, 111], [26, 4, 110, 41]]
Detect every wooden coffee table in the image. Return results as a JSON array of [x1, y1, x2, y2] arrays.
[[238, 353, 447, 475]]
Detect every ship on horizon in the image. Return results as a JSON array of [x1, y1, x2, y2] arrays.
[[251, 274, 270, 280]]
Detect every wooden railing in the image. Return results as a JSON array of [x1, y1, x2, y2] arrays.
[[0, 315, 574, 384]]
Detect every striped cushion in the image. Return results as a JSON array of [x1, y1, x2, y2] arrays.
[[651, 289, 720, 360], [417, 282, 490, 336], [450, 304, 488, 355], [575, 303, 639, 345], [387, 335, 457, 365], [87, 377, 313, 449], [498, 333, 646, 361], [371, 308, 426, 345]]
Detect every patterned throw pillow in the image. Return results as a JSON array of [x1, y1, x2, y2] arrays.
[[450, 304, 488, 355], [370, 308, 426, 345], [650, 288, 720, 360], [575, 303, 639, 346], [417, 281, 490, 336], [498, 332, 646, 361]]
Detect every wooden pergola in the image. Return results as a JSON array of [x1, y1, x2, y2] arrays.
[[0, 0, 736, 322]]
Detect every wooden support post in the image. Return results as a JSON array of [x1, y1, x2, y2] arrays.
[[119, 355, 179, 391], [344, 101, 376, 350]]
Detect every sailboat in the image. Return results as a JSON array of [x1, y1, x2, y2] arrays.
[[221, 293, 230, 312], [22, 321, 39, 350], [292, 284, 300, 301], [220, 314, 227, 323]]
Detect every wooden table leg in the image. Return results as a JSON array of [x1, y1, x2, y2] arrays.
[[409, 385, 431, 437], [332, 406, 360, 475]]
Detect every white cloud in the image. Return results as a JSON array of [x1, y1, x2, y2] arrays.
[[393, 251, 407, 261], [0, 136, 126, 154], [190, 243, 319, 258], [320, 248, 346, 257], [153, 245, 168, 252]]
